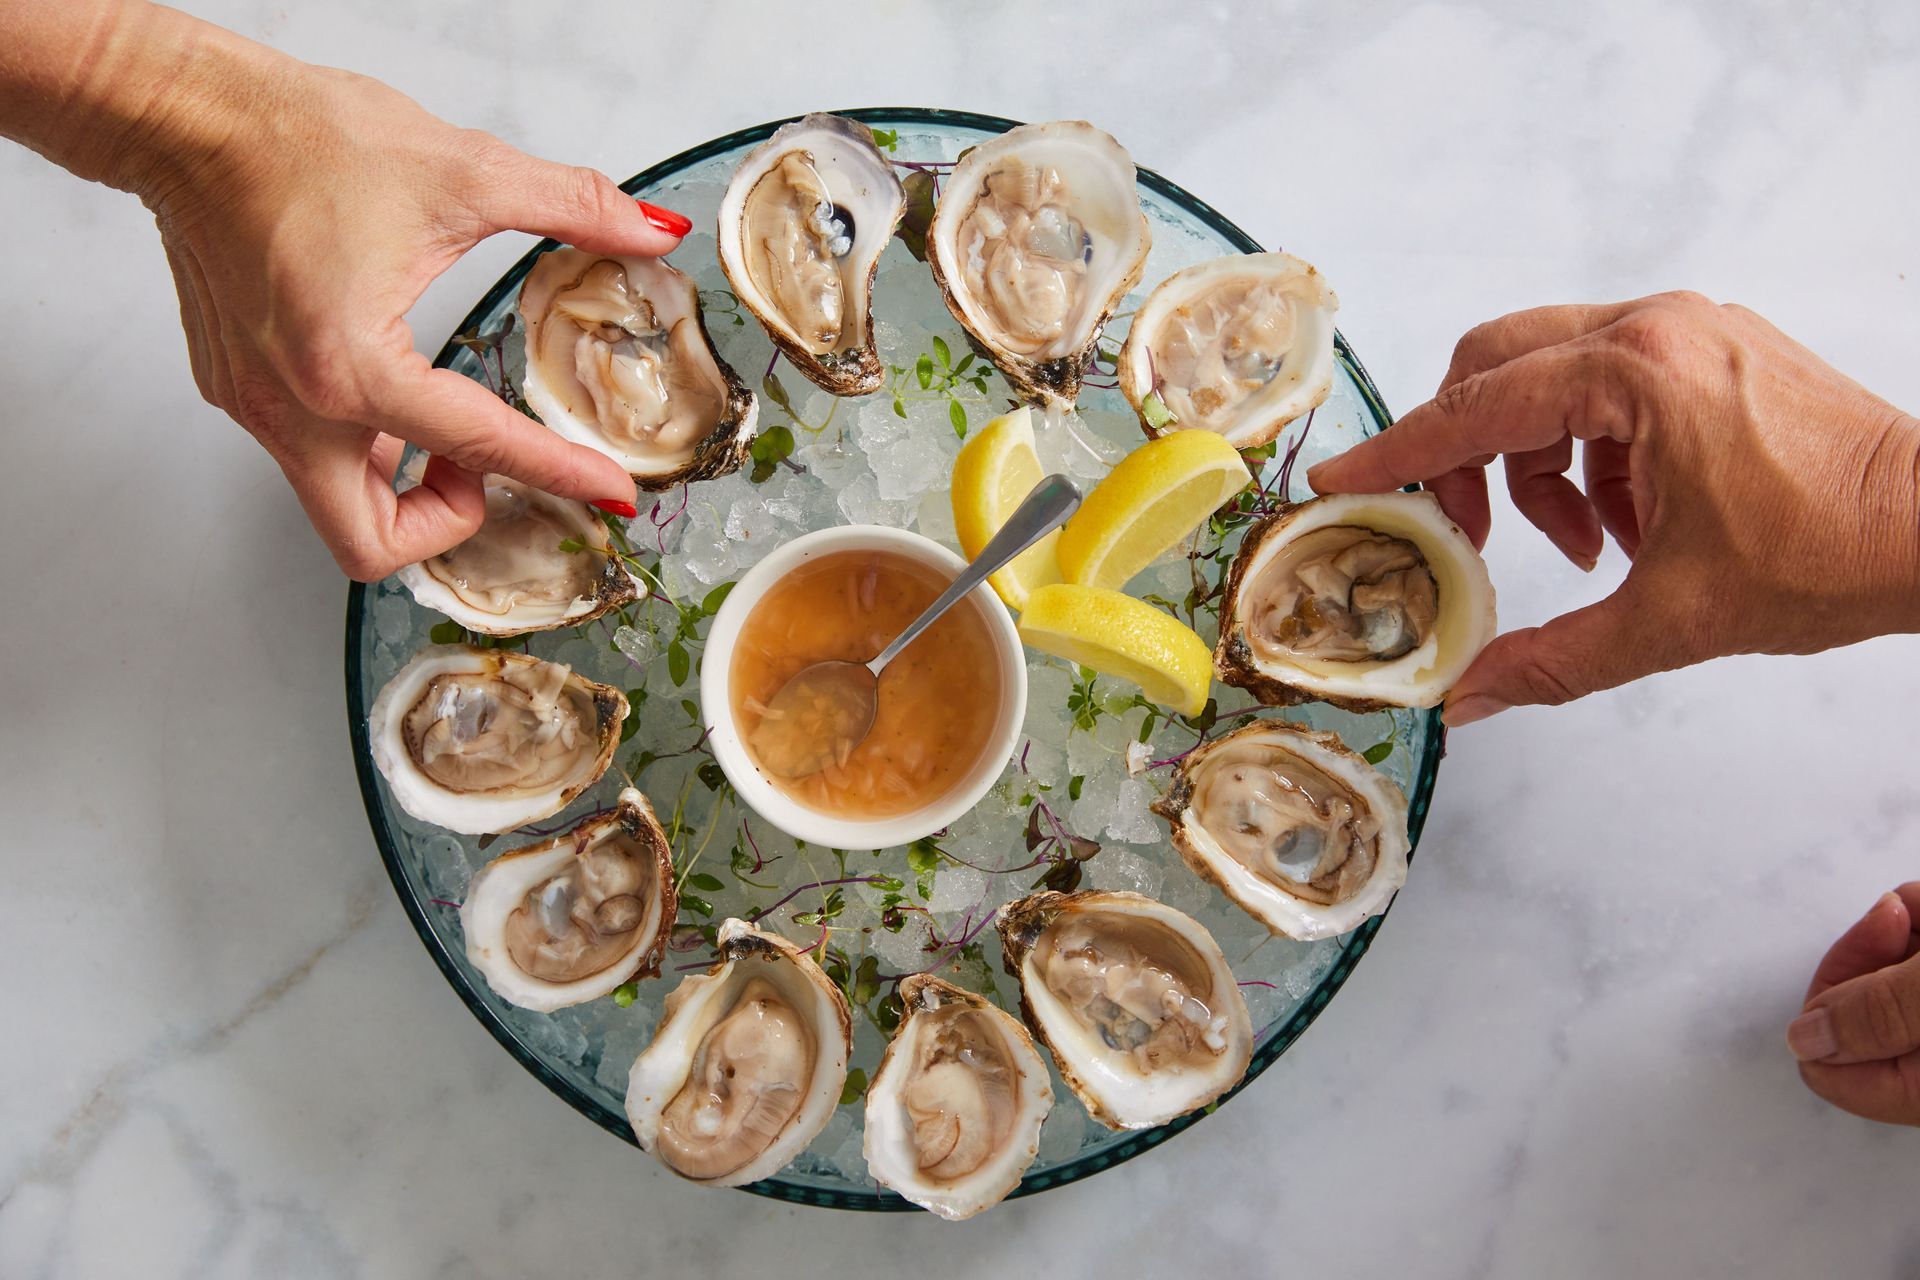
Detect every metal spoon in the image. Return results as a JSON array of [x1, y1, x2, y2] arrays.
[[747, 474, 1082, 781]]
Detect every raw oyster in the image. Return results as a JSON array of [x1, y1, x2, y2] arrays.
[[460, 788, 675, 1011], [519, 247, 756, 487], [625, 919, 851, 1187], [927, 121, 1150, 406], [997, 890, 1250, 1130], [863, 974, 1052, 1219], [717, 114, 905, 396], [368, 645, 626, 835], [1153, 721, 1409, 940], [396, 473, 636, 637], [1216, 491, 1496, 710], [1118, 252, 1338, 447]]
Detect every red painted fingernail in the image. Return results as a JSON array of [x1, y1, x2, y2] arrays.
[[591, 498, 639, 519], [637, 200, 692, 237]]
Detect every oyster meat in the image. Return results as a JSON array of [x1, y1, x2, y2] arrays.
[[1118, 252, 1338, 447], [1154, 721, 1410, 940], [863, 974, 1052, 1219], [396, 472, 636, 637], [625, 919, 851, 1187], [368, 645, 625, 834], [718, 114, 905, 396], [1217, 491, 1496, 709], [519, 248, 756, 488], [927, 121, 1150, 406], [460, 788, 676, 1011], [998, 890, 1250, 1130]]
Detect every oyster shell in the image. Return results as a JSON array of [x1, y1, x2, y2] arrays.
[[997, 890, 1250, 1130], [717, 114, 905, 396], [395, 473, 636, 637], [519, 248, 756, 487], [460, 788, 676, 1011], [927, 121, 1150, 406], [1153, 721, 1410, 941], [625, 919, 851, 1187], [368, 645, 626, 834], [1117, 252, 1338, 447], [863, 974, 1052, 1219], [1216, 491, 1496, 710]]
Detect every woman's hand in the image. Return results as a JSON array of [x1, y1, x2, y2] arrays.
[[1308, 291, 1920, 724], [2, 1, 690, 580], [1789, 886, 1920, 1126]]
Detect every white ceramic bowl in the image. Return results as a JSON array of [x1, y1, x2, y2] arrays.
[[701, 525, 1028, 849]]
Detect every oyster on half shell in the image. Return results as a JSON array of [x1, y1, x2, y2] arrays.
[[718, 114, 905, 396], [396, 472, 636, 637], [519, 248, 756, 488], [1153, 721, 1410, 941], [461, 787, 676, 1011], [1118, 252, 1338, 448], [368, 645, 626, 835], [927, 121, 1150, 406], [625, 919, 851, 1187], [1217, 491, 1496, 710], [863, 974, 1053, 1219], [998, 890, 1250, 1130]]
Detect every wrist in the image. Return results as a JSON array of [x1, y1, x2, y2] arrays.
[[0, 0, 282, 203]]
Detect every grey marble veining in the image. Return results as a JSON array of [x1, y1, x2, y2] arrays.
[[1, 2, 1916, 1276]]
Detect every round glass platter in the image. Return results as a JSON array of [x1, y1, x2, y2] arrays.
[[345, 108, 1440, 1210]]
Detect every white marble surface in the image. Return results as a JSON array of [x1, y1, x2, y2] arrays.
[[3, 1, 1918, 1275]]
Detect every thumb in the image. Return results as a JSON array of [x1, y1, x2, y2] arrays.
[[1790, 952, 1920, 1066], [477, 148, 690, 255], [1442, 585, 1656, 726]]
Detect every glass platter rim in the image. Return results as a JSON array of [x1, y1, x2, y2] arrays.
[[344, 105, 1442, 1211]]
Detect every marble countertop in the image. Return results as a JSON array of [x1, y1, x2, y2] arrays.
[[3, 2, 1917, 1275]]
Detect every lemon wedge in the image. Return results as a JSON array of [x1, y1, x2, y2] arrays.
[[1018, 584, 1214, 716], [951, 407, 1064, 609], [1056, 430, 1253, 591]]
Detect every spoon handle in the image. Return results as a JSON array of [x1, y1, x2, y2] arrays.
[[868, 473, 1082, 676]]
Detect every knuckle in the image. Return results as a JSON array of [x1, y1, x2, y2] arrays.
[[562, 165, 621, 225], [228, 370, 293, 436], [336, 547, 399, 583], [1609, 307, 1687, 364], [1445, 320, 1505, 384], [1855, 981, 1913, 1053], [1513, 653, 1584, 707]]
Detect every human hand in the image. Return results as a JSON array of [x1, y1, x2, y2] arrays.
[[103, 20, 689, 579], [1306, 292, 1920, 724], [1788, 885, 1920, 1127]]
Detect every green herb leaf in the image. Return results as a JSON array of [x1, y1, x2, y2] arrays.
[[871, 126, 899, 151], [840, 1067, 869, 1105], [620, 715, 641, 743], [428, 620, 465, 645], [954, 352, 975, 375], [681, 892, 714, 918], [906, 838, 941, 901], [1068, 774, 1085, 801], [668, 640, 690, 686], [932, 335, 951, 367], [892, 396, 907, 419], [1362, 740, 1394, 765], [1141, 389, 1176, 431], [612, 982, 638, 1008], [701, 581, 736, 614], [762, 371, 793, 412], [696, 760, 728, 791], [949, 398, 968, 439], [680, 698, 700, 722], [556, 537, 589, 554], [686, 872, 724, 892], [916, 354, 934, 390]]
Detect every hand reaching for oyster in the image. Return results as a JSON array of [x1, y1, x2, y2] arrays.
[[1, 0, 688, 581], [1308, 291, 1920, 726], [1788, 884, 1920, 1128]]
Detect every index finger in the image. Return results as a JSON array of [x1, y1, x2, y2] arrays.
[[1805, 891, 1913, 1003], [1308, 341, 1617, 494]]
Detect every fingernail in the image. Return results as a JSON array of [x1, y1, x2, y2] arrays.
[[1786, 1007, 1837, 1062], [591, 498, 639, 519], [1305, 461, 1334, 491], [1576, 551, 1599, 573], [637, 200, 692, 237], [1442, 694, 1509, 727]]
